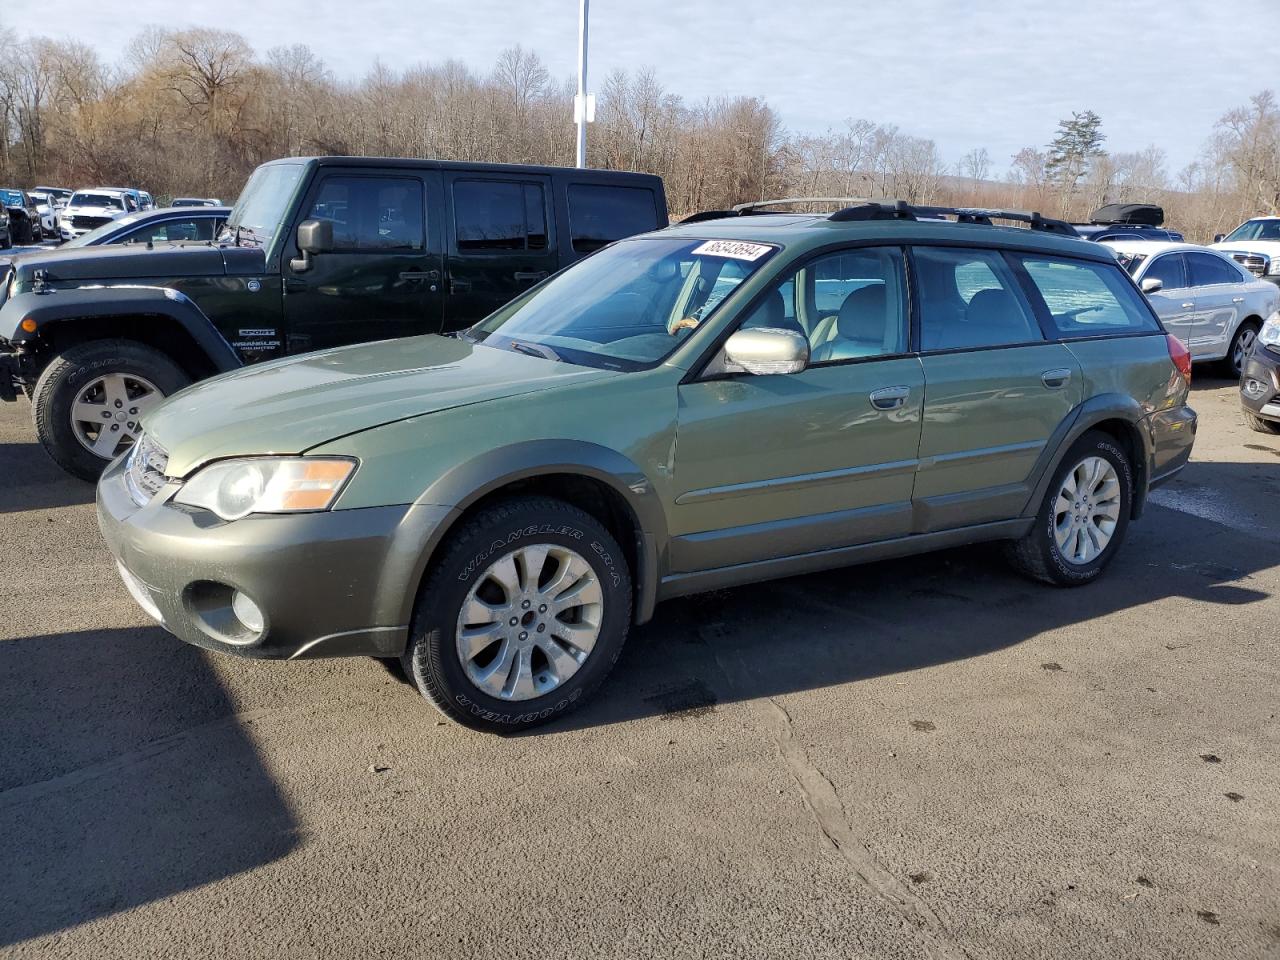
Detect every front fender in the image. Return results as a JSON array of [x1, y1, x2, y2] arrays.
[[0, 286, 241, 373]]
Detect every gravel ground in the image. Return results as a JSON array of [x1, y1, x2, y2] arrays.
[[0, 374, 1277, 960]]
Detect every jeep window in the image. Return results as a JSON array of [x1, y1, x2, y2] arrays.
[[219, 161, 305, 248], [914, 247, 1042, 350], [1222, 219, 1280, 243], [1018, 255, 1160, 337], [454, 180, 547, 252], [306, 177, 424, 251], [1187, 251, 1244, 287], [467, 236, 776, 370], [69, 192, 125, 210], [567, 184, 659, 253]]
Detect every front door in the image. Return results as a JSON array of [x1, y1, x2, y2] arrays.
[[671, 246, 924, 573], [282, 169, 444, 353], [444, 173, 558, 330], [911, 245, 1082, 531], [1139, 252, 1196, 350]]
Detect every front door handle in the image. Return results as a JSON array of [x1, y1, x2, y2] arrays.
[[869, 385, 910, 410], [1181, 302, 1194, 309], [399, 269, 440, 281], [1232, 296, 1245, 303], [514, 270, 549, 283], [284, 277, 306, 293], [449, 277, 471, 294], [1041, 368, 1072, 389]]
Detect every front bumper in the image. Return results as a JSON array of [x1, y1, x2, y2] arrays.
[[96, 454, 453, 660], [1242, 346, 1280, 423]]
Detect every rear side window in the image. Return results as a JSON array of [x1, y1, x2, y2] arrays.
[[454, 180, 547, 252], [567, 184, 659, 254], [1017, 256, 1160, 337], [308, 176, 424, 251], [1187, 252, 1244, 287], [914, 247, 1042, 350]]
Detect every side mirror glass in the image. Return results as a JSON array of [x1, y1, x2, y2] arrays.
[[1213, 234, 1226, 244], [723, 327, 809, 376], [290, 219, 333, 272], [1140, 277, 1163, 294]]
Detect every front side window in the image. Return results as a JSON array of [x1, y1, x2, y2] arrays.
[[454, 180, 547, 252], [1018, 255, 1160, 337], [567, 184, 659, 253], [739, 247, 907, 362], [1187, 252, 1244, 287], [468, 236, 777, 370], [1143, 253, 1187, 290], [307, 176, 424, 251], [914, 247, 1042, 350]]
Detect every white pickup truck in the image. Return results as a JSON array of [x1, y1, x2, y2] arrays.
[[1213, 217, 1280, 286]]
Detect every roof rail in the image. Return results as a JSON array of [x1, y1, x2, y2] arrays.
[[730, 196, 870, 212], [827, 201, 1077, 236]]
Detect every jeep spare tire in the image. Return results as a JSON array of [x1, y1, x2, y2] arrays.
[[31, 339, 189, 482]]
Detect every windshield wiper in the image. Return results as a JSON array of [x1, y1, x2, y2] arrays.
[[509, 341, 562, 362]]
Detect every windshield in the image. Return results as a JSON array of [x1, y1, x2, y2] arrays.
[[468, 236, 777, 371], [0, 190, 22, 206], [63, 212, 147, 247], [70, 193, 124, 209], [218, 162, 305, 247], [1223, 219, 1280, 243]]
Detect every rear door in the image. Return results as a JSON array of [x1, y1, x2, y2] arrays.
[[282, 168, 444, 351], [1139, 253, 1196, 348], [911, 245, 1082, 531], [1185, 251, 1245, 357], [444, 173, 557, 330]]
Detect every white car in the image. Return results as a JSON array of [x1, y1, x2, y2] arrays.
[[1211, 216, 1280, 284], [59, 188, 134, 240], [1106, 240, 1280, 376], [27, 191, 61, 239]]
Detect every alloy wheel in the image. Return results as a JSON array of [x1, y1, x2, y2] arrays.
[[455, 544, 604, 701], [1054, 455, 1121, 565], [1233, 327, 1257, 374], [70, 372, 164, 460]]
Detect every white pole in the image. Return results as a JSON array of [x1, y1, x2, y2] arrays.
[[575, 0, 589, 168]]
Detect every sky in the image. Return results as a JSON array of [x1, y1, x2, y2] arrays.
[[3, 0, 1272, 176]]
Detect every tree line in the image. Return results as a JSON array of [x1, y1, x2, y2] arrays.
[[1, 23, 1277, 241]]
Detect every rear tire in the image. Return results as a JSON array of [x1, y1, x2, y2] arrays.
[[1005, 430, 1133, 586], [1244, 410, 1280, 434], [1225, 321, 1260, 379], [31, 339, 190, 482], [402, 496, 632, 733]]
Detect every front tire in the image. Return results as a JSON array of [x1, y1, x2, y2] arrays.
[[1006, 431, 1133, 586], [1244, 410, 1280, 435], [31, 339, 190, 481], [403, 496, 632, 733]]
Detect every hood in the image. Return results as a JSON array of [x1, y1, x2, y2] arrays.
[[1213, 241, 1280, 258], [12, 242, 266, 280], [146, 335, 620, 476]]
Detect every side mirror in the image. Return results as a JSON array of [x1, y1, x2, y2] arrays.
[[1140, 277, 1163, 294], [1213, 234, 1225, 244], [290, 219, 333, 272], [723, 327, 809, 376]]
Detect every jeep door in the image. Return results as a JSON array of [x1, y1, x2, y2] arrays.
[[443, 173, 558, 330], [282, 169, 445, 352], [910, 246, 1083, 531], [670, 246, 925, 573]]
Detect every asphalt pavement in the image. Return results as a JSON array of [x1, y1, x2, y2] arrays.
[[1, 375, 1277, 959]]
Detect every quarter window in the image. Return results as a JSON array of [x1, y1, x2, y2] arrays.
[[567, 184, 659, 253], [307, 176, 424, 251], [1017, 256, 1160, 336], [454, 180, 547, 252], [914, 247, 1042, 350], [1187, 252, 1244, 287]]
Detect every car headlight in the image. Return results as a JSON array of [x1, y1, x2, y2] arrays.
[[1268, 260, 1280, 276], [173, 457, 356, 521], [1260, 315, 1280, 349]]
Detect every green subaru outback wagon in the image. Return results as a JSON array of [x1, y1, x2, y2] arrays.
[[98, 202, 1197, 732]]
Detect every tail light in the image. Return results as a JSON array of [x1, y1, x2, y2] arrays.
[[1166, 334, 1192, 385]]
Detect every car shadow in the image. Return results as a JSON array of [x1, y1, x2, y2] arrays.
[[0, 442, 95, 514], [0, 626, 297, 948], [538, 461, 1278, 734]]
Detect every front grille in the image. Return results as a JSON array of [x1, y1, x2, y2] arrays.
[[125, 434, 171, 505], [1229, 252, 1268, 277], [71, 215, 112, 230]]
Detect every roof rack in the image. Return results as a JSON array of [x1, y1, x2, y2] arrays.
[[827, 201, 1077, 237], [681, 197, 872, 224]]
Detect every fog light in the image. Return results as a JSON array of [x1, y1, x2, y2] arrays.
[[231, 590, 265, 634], [1244, 378, 1267, 399], [117, 562, 163, 624]]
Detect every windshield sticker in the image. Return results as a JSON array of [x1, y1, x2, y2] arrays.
[[690, 240, 773, 262]]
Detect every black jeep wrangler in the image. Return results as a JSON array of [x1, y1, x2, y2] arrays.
[[0, 157, 667, 479]]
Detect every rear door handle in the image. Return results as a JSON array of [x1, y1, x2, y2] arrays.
[[1232, 296, 1245, 303], [449, 277, 471, 294], [1041, 368, 1071, 389], [514, 270, 549, 283], [399, 269, 440, 281], [284, 277, 306, 293], [869, 385, 910, 410], [1181, 302, 1194, 309]]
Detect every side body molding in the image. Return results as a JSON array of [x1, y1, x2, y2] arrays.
[[0, 286, 242, 373], [397, 440, 670, 628]]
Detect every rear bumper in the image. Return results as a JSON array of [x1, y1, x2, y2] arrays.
[[1146, 403, 1197, 487], [1242, 346, 1280, 422]]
